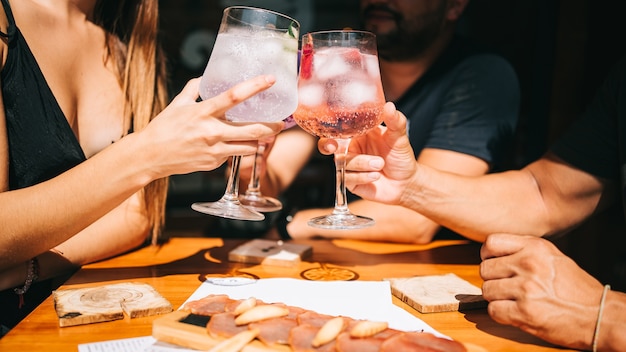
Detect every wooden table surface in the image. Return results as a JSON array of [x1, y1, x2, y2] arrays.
[[0, 236, 573, 351]]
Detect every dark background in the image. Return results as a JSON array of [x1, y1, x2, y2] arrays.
[[158, 0, 626, 290]]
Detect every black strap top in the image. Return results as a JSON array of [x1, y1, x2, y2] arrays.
[[1, 0, 86, 190]]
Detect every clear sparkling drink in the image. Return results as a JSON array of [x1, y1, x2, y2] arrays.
[[200, 29, 299, 122], [294, 46, 386, 138]]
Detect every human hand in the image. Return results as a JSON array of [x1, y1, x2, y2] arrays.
[[317, 102, 417, 205], [480, 233, 604, 350], [138, 76, 284, 178]]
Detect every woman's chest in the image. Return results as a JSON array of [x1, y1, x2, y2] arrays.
[[16, 9, 126, 158]]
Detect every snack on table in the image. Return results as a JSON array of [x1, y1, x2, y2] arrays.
[[153, 294, 468, 352]]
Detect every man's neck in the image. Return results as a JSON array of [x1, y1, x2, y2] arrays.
[[380, 29, 454, 102]]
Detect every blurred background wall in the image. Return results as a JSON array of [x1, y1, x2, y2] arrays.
[[158, 0, 626, 289]]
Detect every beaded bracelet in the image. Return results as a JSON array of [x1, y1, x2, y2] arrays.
[[592, 284, 610, 352], [14, 257, 39, 308]]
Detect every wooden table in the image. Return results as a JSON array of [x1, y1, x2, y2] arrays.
[[0, 237, 573, 351]]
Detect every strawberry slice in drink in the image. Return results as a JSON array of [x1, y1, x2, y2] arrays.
[[299, 41, 314, 80]]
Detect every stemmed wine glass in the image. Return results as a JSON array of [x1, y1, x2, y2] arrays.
[[191, 6, 300, 221], [293, 30, 386, 229], [238, 137, 283, 213]]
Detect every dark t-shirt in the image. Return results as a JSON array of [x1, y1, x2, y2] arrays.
[[398, 35, 520, 172], [349, 36, 520, 240], [550, 56, 626, 207]]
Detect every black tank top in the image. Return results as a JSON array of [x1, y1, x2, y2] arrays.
[[0, 0, 86, 190]]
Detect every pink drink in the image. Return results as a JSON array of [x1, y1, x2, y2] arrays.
[[294, 47, 385, 139]]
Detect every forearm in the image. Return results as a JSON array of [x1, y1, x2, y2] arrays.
[[0, 132, 154, 269], [0, 192, 149, 291], [263, 128, 317, 197], [0, 248, 76, 292], [402, 164, 553, 241], [53, 191, 150, 266], [286, 200, 441, 244]]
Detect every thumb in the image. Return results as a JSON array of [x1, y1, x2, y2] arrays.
[[171, 77, 201, 104], [317, 138, 338, 155], [382, 102, 408, 136]]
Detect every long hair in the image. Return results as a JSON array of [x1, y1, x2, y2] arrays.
[[94, 0, 169, 245]]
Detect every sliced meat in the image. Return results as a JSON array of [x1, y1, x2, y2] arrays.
[[380, 331, 467, 352], [335, 331, 388, 352], [296, 310, 337, 328], [206, 312, 248, 339], [249, 317, 298, 346], [289, 324, 336, 352], [181, 294, 236, 316], [285, 304, 307, 319]]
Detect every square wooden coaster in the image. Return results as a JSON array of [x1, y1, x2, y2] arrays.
[[385, 273, 486, 313], [53, 282, 172, 327]]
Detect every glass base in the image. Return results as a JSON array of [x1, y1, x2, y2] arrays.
[[307, 213, 375, 230], [191, 198, 265, 221], [239, 194, 283, 213]]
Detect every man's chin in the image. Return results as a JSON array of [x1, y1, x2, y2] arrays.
[[365, 22, 396, 36]]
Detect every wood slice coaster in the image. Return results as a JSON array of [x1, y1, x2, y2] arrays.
[[53, 282, 173, 327], [385, 273, 487, 313]]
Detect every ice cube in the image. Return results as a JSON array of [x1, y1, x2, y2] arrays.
[[363, 54, 382, 79], [259, 37, 284, 57], [298, 84, 325, 107], [341, 80, 378, 107], [314, 52, 351, 81], [203, 57, 238, 82]]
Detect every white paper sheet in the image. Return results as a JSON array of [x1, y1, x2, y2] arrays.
[[79, 278, 445, 351], [184, 278, 441, 336], [78, 336, 186, 352]]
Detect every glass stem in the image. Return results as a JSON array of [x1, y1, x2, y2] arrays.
[[223, 155, 242, 202], [332, 138, 351, 215], [246, 141, 266, 196]]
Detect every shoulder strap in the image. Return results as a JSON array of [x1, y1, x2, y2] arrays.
[[0, 0, 15, 38]]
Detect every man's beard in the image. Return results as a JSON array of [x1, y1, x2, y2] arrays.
[[362, 4, 447, 62]]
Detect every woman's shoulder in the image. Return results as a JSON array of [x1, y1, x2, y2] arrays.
[[0, 2, 8, 68], [0, 0, 7, 34]]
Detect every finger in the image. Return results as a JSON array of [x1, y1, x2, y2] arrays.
[[480, 233, 530, 260], [170, 77, 202, 104], [345, 154, 384, 172], [479, 256, 518, 281], [318, 138, 338, 155], [382, 102, 407, 134], [198, 75, 276, 117], [217, 122, 283, 142], [222, 141, 262, 156], [487, 300, 522, 327], [481, 277, 519, 301], [344, 171, 381, 187]]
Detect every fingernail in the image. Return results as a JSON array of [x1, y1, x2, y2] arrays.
[[264, 75, 276, 84]]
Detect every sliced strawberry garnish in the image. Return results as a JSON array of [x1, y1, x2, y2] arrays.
[[299, 40, 314, 80]]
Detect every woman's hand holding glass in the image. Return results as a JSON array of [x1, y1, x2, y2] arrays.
[[137, 76, 283, 179], [191, 6, 299, 221]]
